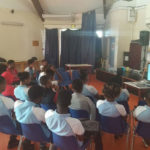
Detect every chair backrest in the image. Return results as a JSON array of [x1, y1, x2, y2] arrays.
[[136, 121, 150, 139], [72, 70, 80, 80], [117, 101, 130, 114], [0, 115, 21, 135], [21, 123, 51, 143], [69, 108, 90, 119], [138, 100, 147, 106], [52, 132, 81, 150], [99, 115, 127, 134]]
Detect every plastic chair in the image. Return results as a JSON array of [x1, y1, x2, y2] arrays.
[[99, 115, 130, 150], [40, 104, 56, 111], [0, 115, 22, 150], [52, 132, 89, 150], [138, 100, 147, 106], [72, 70, 80, 81], [21, 123, 52, 149], [69, 108, 90, 119], [60, 72, 72, 86], [131, 116, 150, 150]]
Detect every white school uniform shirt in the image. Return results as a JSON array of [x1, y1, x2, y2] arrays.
[[70, 92, 96, 120], [97, 100, 127, 117], [84, 84, 98, 95], [0, 94, 14, 112], [133, 105, 150, 123], [45, 110, 85, 136], [14, 100, 46, 123]]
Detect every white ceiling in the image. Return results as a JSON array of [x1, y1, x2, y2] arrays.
[[39, 0, 103, 15]]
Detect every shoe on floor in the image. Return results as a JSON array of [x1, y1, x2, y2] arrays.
[[7, 138, 19, 149]]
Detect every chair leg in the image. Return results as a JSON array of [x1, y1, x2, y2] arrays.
[[17, 136, 23, 150], [49, 143, 57, 150], [126, 127, 130, 150], [131, 130, 135, 150]]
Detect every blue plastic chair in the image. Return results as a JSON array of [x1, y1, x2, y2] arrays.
[[99, 115, 127, 134], [60, 72, 72, 86], [40, 104, 56, 111], [52, 132, 89, 150], [72, 70, 80, 81], [99, 115, 130, 150], [138, 100, 147, 106], [0, 115, 22, 150], [131, 119, 150, 150], [21, 123, 51, 143], [69, 108, 90, 119], [0, 115, 21, 135]]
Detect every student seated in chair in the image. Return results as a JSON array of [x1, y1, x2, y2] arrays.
[[14, 85, 51, 150], [110, 68, 130, 102], [70, 79, 96, 120], [80, 70, 104, 101], [97, 82, 127, 118], [40, 75, 57, 110], [38, 65, 62, 85], [0, 76, 19, 149], [134, 92, 150, 147], [45, 89, 85, 147], [14, 72, 31, 101]]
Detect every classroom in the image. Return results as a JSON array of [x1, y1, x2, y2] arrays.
[[0, 0, 150, 150]]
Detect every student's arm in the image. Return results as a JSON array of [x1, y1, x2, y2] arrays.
[[86, 97, 96, 120], [133, 106, 146, 119], [33, 107, 46, 123], [2, 96, 14, 110], [66, 118, 85, 136], [50, 66, 62, 82], [115, 104, 127, 117]]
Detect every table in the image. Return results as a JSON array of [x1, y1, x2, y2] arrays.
[[65, 64, 93, 72], [124, 82, 150, 100], [96, 69, 137, 83]]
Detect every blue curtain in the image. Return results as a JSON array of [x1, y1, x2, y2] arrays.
[[45, 29, 59, 67], [60, 10, 96, 67], [60, 30, 82, 67], [80, 10, 96, 66]]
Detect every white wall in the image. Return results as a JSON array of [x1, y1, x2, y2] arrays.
[[0, 0, 44, 61], [104, 0, 150, 68]]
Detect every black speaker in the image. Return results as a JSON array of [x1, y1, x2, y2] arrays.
[[140, 31, 150, 46]]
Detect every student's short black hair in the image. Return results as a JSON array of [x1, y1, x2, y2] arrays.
[[18, 72, 30, 82], [0, 76, 5, 84], [40, 75, 50, 86], [72, 79, 83, 93], [42, 59, 47, 63], [80, 70, 88, 82], [0, 64, 7, 75], [31, 57, 38, 61], [28, 85, 44, 102], [7, 60, 15, 65], [46, 68, 55, 78], [27, 59, 34, 65], [103, 82, 121, 101], [57, 89, 72, 108]]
